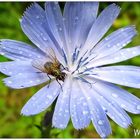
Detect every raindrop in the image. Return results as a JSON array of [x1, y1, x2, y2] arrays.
[[132, 51, 136, 54], [83, 102, 87, 106], [122, 43, 126, 47], [122, 122, 127, 126], [62, 17, 66, 21], [59, 113, 62, 116], [8, 80, 12, 84], [9, 72, 12, 75], [112, 93, 118, 98], [75, 16, 79, 21], [59, 27, 62, 31], [29, 80, 33, 83], [47, 95, 53, 99], [121, 104, 126, 108], [100, 133, 106, 138], [2, 68, 6, 71], [117, 43, 120, 46], [36, 15, 40, 19], [136, 105, 140, 110], [107, 44, 111, 48], [1, 52, 5, 55], [82, 110, 88, 115], [19, 51, 23, 54], [65, 110, 69, 113], [36, 79, 41, 82], [105, 38, 108, 41], [43, 37, 48, 41]]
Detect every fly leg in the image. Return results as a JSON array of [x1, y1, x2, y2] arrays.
[[56, 79, 63, 91], [47, 74, 52, 88]]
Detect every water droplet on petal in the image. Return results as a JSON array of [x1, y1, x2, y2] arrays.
[[100, 133, 106, 138], [98, 120, 104, 125], [82, 110, 88, 115], [75, 16, 79, 21], [136, 105, 140, 110], [122, 122, 127, 126], [2, 68, 6, 71], [121, 104, 126, 108], [8, 80, 12, 84], [9, 72, 12, 75], [36, 15, 40, 19], [112, 93, 118, 98]]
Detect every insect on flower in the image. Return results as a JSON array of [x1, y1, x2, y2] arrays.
[[0, 2, 140, 138], [32, 49, 66, 83]]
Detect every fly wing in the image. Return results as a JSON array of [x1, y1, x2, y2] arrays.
[[46, 48, 58, 62], [31, 59, 47, 73]]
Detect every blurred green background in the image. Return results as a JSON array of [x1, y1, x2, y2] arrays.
[[0, 2, 140, 138]]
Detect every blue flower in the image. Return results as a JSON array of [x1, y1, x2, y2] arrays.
[[0, 2, 140, 138]]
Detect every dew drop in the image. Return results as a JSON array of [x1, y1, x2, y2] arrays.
[[8, 80, 12, 84], [19, 51, 23, 54], [105, 38, 108, 41], [83, 102, 87, 106], [122, 122, 127, 126], [132, 51, 136, 54], [1, 52, 5, 55], [121, 104, 126, 108], [9, 72, 12, 75], [112, 93, 118, 98], [107, 44, 111, 48], [43, 37, 48, 41], [136, 105, 140, 110], [36, 15, 40, 19], [2, 68, 6, 71], [36, 79, 41, 82], [100, 133, 106, 138], [82, 110, 88, 115], [62, 17, 66, 21], [117, 43, 120, 46], [59, 113, 62, 116], [75, 16, 79, 21]]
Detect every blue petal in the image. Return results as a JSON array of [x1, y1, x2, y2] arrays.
[[3, 72, 48, 89], [90, 66, 140, 88], [52, 76, 72, 129], [0, 61, 38, 76], [45, 2, 66, 49], [45, 2, 71, 64], [20, 3, 66, 66], [93, 85, 132, 128], [93, 26, 137, 59], [21, 81, 60, 115], [64, 2, 99, 53], [70, 80, 90, 129], [77, 3, 120, 62], [78, 80, 112, 138], [87, 46, 140, 67], [0, 39, 45, 60], [93, 80, 140, 114]]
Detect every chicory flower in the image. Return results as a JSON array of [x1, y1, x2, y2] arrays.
[[0, 2, 140, 138]]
